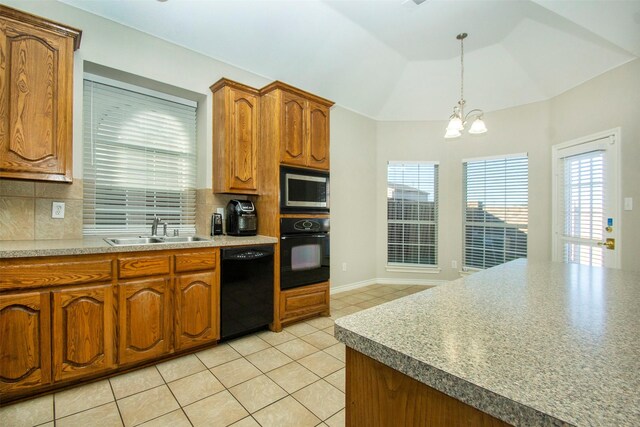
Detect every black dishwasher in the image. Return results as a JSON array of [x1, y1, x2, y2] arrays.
[[220, 245, 274, 340]]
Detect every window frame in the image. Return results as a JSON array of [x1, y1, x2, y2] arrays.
[[462, 153, 529, 271], [386, 161, 440, 273], [82, 74, 198, 236]]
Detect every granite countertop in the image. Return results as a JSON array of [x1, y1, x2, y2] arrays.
[[335, 259, 640, 426], [0, 235, 277, 258]]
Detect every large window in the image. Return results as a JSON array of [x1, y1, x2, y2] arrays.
[[83, 77, 197, 235], [387, 162, 439, 267], [463, 154, 528, 270]]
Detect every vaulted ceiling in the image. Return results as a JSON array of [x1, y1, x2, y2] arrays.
[[59, 0, 640, 121]]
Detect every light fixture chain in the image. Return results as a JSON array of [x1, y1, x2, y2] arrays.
[[460, 34, 464, 103]]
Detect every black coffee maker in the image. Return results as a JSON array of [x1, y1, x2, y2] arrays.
[[225, 200, 257, 236]]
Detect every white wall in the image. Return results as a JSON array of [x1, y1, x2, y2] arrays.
[[376, 102, 551, 281], [375, 59, 640, 281], [549, 59, 640, 271], [330, 107, 378, 287]]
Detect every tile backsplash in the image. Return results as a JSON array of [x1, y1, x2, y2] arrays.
[[0, 179, 245, 241], [0, 179, 83, 241]]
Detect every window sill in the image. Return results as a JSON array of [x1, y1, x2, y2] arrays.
[[386, 265, 441, 274]]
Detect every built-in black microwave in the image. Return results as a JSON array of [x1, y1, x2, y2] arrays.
[[280, 166, 329, 213]]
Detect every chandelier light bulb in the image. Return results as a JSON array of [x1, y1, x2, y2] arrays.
[[446, 116, 463, 132], [468, 117, 488, 134], [444, 127, 462, 139]]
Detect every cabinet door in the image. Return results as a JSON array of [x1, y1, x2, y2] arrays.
[[307, 101, 330, 170], [0, 19, 74, 182], [228, 88, 259, 192], [280, 281, 330, 325], [175, 271, 219, 350], [118, 277, 172, 365], [280, 92, 307, 167], [52, 284, 115, 382], [0, 292, 51, 395]]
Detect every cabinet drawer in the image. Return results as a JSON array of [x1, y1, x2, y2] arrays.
[[280, 281, 330, 324], [0, 259, 113, 291], [175, 250, 217, 273], [118, 255, 170, 279]]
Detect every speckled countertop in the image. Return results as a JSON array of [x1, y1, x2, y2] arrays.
[[335, 259, 640, 427], [0, 235, 277, 258]]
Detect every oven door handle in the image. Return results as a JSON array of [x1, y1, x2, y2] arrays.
[[281, 234, 328, 240]]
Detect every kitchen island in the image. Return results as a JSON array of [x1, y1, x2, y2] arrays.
[[335, 259, 640, 426]]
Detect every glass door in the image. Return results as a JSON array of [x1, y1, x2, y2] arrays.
[[552, 129, 621, 268]]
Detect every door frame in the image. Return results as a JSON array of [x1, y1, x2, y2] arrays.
[[551, 127, 621, 268]]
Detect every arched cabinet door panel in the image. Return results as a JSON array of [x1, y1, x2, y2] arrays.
[[52, 284, 115, 382], [211, 78, 259, 195], [175, 271, 219, 350], [118, 277, 172, 365], [307, 102, 330, 170], [0, 6, 81, 182], [229, 89, 258, 191], [280, 93, 307, 167], [0, 292, 51, 395]]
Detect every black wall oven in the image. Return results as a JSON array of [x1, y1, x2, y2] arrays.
[[280, 218, 330, 290], [280, 166, 329, 213]]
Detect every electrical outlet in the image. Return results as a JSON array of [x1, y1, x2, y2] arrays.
[[451, 260, 458, 269], [624, 197, 633, 211], [216, 207, 224, 216], [52, 201, 65, 219], [342, 262, 347, 271]]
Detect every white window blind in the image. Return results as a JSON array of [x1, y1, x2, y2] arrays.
[[463, 155, 528, 270], [387, 162, 438, 267], [559, 150, 605, 266], [83, 79, 197, 235]]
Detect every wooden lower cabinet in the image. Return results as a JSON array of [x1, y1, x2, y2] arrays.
[[280, 281, 330, 325], [0, 291, 51, 395], [0, 247, 223, 403], [118, 277, 172, 365], [51, 283, 115, 382], [175, 271, 220, 351]]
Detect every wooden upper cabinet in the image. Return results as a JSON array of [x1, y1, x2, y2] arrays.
[[307, 101, 330, 170], [211, 78, 260, 195], [261, 81, 333, 171], [0, 5, 81, 182], [52, 283, 115, 382], [281, 92, 307, 167], [0, 291, 51, 395]]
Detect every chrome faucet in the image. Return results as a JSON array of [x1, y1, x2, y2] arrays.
[[151, 217, 163, 236]]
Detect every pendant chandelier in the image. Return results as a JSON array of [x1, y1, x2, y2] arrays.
[[444, 33, 487, 139]]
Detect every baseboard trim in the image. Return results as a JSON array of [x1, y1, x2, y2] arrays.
[[331, 277, 446, 294], [330, 278, 378, 294]]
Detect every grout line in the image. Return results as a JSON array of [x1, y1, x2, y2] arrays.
[[179, 406, 195, 427], [54, 401, 115, 424], [288, 378, 343, 423], [107, 380, 126, 427]]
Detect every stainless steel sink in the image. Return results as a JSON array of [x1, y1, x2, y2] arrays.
[[159, 236, 210, 243], [104, 236, 211, 246], [104, 237, 164, 246]]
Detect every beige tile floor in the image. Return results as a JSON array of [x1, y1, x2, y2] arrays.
[[0, 284, 428, 427]]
